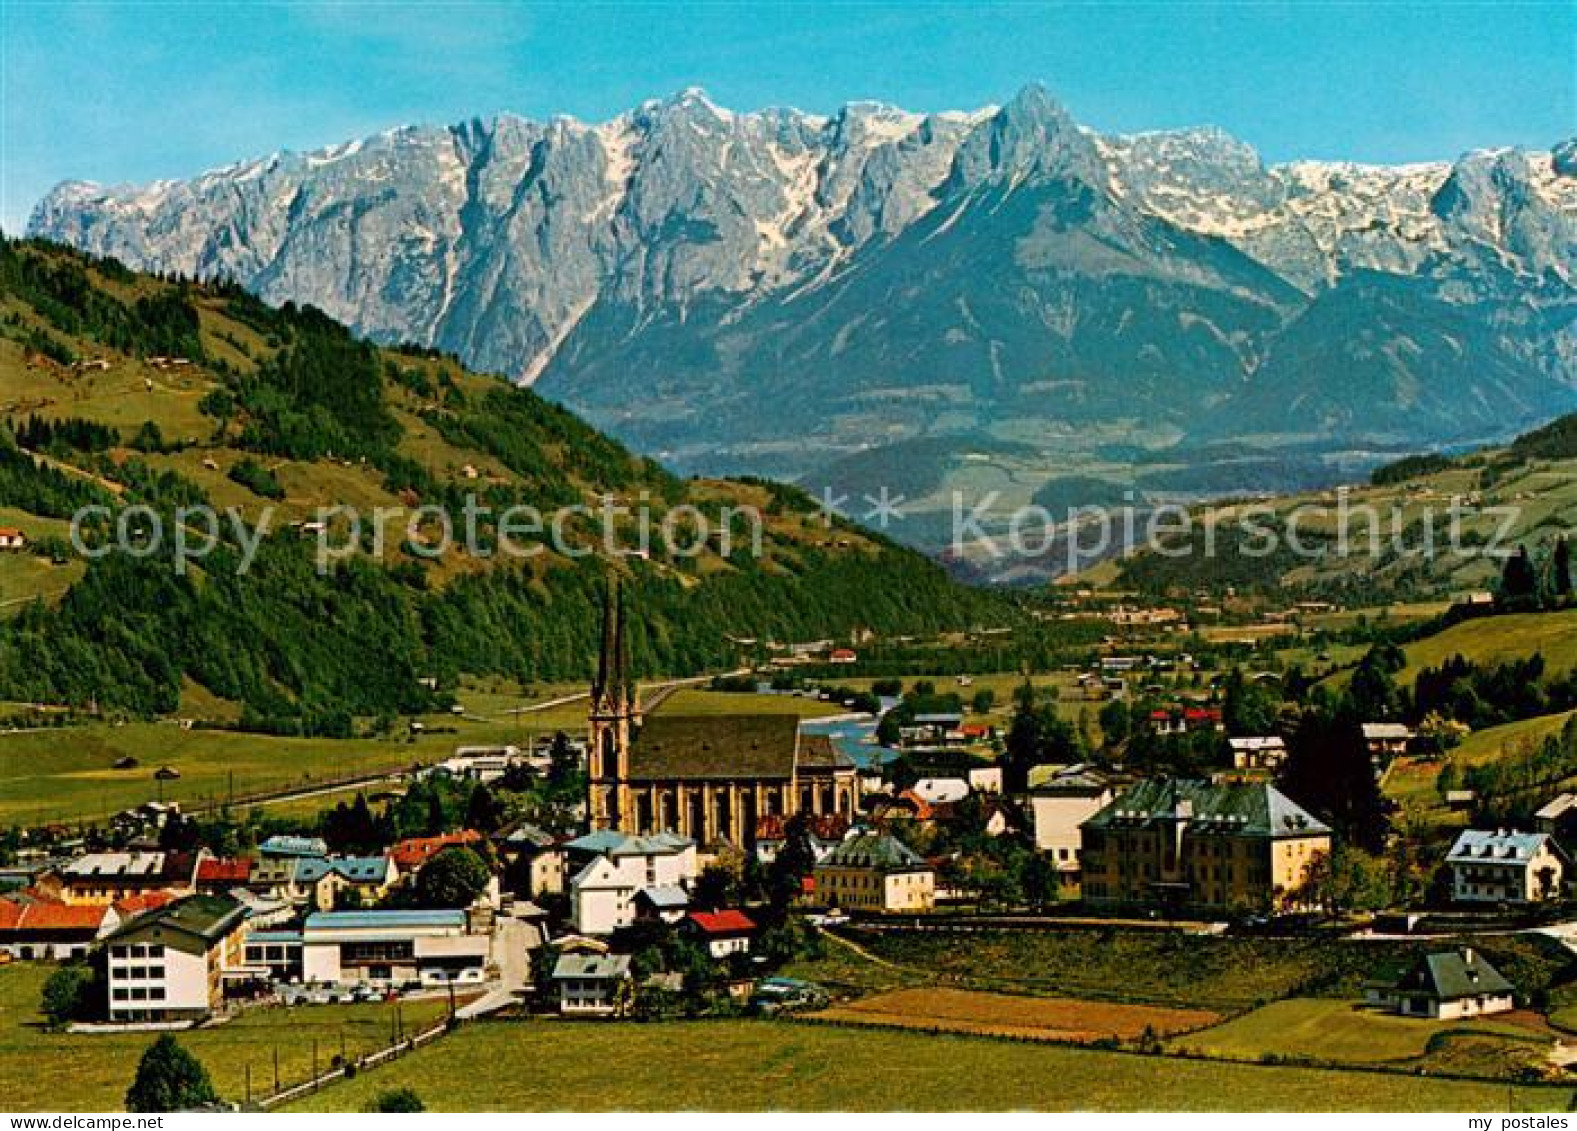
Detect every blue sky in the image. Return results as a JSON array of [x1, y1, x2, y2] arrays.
[[2, 1, 1573, 234]]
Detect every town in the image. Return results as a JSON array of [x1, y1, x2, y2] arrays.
[[6, 552, 1577, 1111]]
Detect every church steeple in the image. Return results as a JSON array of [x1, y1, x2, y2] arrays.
[[588, 574, 637, 830]]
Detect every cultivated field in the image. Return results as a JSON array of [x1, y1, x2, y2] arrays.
[[1398, 610, 1577, 684], [287, 1018, 1571, 1112], [0, 964, 452, 1112], [814, 987, 1219, 1043]]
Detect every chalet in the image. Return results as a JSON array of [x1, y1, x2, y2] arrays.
[[102, 894, 249, 1023], [551, 953, 632, 1017], [1446, 829, 1567, 905], [813, 833, 935, 914], [1362, 723, 1415, 760], [0, 528, 25, 551], [684, 909, 756, 959], [827, 648, 858, 665], [1228, 736, 1288, 772], [1365, 948, 1515, 1020]]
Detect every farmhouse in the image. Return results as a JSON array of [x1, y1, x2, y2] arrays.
[[1446, 829, 1567, 904], [102, 894, 249, 1024], [0, 527, 26, 551], [44, 852, 196, 906], [1365, 948, 1515, 1019], [1079, 778, 1331, 914], [1362, 722, 1415, 760], [814, 833, 935, 914], [587, 581, 857, 848]]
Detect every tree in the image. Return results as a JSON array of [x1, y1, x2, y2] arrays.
[[125, 1035, 219, 1113], [1003, 680, 1082, 791], [692, 862, 738, 910], [1501, 544, 1541, 610], [414, 846, 491, 908], [1555, 537, 1573, 601], [464, 782, 506, 834], [1222, 669, 1278, 737], [40, 963, 99, 1030], [1279, 710, 1388, 852], [970, 688, 996, 715], [365, 1088, 426, 1113], [1098, 698, 1130, 747], [767, 813, 816, 909]]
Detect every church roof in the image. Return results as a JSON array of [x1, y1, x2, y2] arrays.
[[627, 714, 801, 782], [796, 733, 855, 771]]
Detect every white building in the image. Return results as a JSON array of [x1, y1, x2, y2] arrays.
[[1026, 765, 1113, 877], [1365, 949, 1516, 1020], [1228, 736, 1288, 771], [299, 909, 490, 987], [566, 832, 698, 936], [103, 894, 249, 1023], [1447, 829, 1568, 904], [551, 953, 632, 1016]]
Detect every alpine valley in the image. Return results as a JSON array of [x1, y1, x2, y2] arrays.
[[28, 85, 1577, 563]]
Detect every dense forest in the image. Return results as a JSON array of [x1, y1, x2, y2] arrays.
[[0, 238, 1007, 733]]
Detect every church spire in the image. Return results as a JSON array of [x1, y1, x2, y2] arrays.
[[593, 573, 633, 711]]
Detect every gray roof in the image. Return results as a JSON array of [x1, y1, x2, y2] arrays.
[[1083, 778, 1330, 838], [552, 953, 631, 981], [1446, 829, 1559, 864], [819, 833, 928, 872], [1390, 949, 1514, 1001], [628, 714, 801, 781], [564, 830, 693, 858], [635, 886, 690, 909], [106, 894, 246, 945]]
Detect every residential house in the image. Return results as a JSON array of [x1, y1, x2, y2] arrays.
[[0, 898, 119, 960], [296, 856, 399, 912], [633, 886, 690, 924], [194, 857, 252, 894], [752, 814, 849, 865], [1027, 765, 1114, 880], [0, 527, 26, 551], [44, 852, 196, 906], [102, 894, 249, 1023], [496, 823, 567, 898], [1365, 948, 1515, 1020], [1079, 779, 1331, 914], [1446, 829, 1567, 905], [551, 952, 632, 1017], [566, 830, 698, 936], [1228, 737, 1289, 772], [911, 777, 971, 805], [390, 831, 484, 876], [1536, 794, 1577, 849], [813, 833, 935, 914], [1362, 723, 1415, 760], [300, 909, 490, 987], [684, 910, 756, 959]]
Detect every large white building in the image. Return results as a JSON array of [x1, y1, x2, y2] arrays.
[[103, 894, 249, 1023], [299, 909, 491, 987], [566, 831, 698, 936]]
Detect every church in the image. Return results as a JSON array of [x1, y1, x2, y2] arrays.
[[586, 580, 859, 848]]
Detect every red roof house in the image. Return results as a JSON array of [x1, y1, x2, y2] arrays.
[[684, 909, 757, 958]]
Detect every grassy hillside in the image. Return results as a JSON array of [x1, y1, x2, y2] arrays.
[[1111, 417, 1577, 602], [0, 238, 1007, 734]]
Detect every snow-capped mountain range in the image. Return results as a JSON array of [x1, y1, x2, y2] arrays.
[[27, 84, 1577, 479]]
